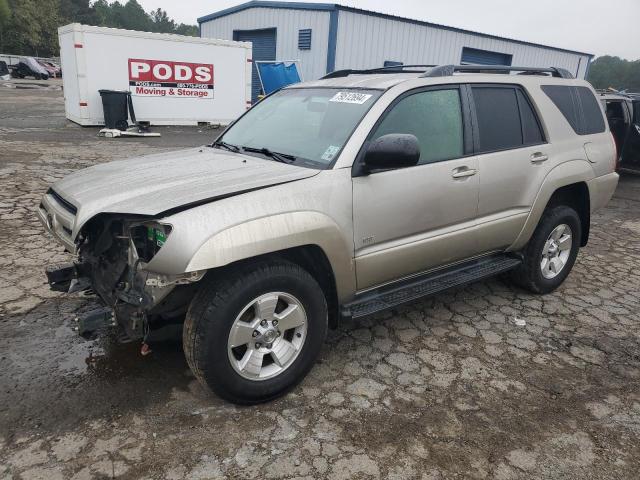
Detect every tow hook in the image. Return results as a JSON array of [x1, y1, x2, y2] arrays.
[[73, 307, 115, 338]]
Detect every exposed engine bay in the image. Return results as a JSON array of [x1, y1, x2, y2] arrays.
[[46, 215, 204, 342]]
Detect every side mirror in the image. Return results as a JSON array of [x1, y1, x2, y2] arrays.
[[362, 134, 420, 172]]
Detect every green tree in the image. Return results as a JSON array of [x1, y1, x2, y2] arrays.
[[5, 0, 41, 55], [2, 0, 199, 56], [35, 0, 61, 56], [175, 23, 198, 36], [0, 0, 11, 51], [121, 0, 151, 31], [91, 0, 112, 26], [150, 8, 175, 33], [588, 56, 640, 92], [59, 0, 94, 25]]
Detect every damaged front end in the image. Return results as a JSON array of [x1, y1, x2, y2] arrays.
[[45, 214, 204, 341]]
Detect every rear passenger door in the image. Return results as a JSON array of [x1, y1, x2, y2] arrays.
[[469, 84, 549, 253]]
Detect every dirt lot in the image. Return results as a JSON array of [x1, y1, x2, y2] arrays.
[[1, 80, 640, 480]]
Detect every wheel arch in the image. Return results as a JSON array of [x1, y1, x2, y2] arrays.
[[211, 244, 342, 329], [546, 182, 590, 247], [185, 211, 356, 308], [509, 160, 594, 251]]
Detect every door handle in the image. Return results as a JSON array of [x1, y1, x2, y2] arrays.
[[530, 152, 549, 163], [452, 167, 477, 179]]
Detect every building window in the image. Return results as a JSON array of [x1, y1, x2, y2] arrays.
[[298, 29, 312, 50], [384, 60, 403, 67], [461, 47, 513, 66]]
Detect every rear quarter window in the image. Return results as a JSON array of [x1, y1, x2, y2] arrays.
[[577, 87, 606, 134], [541, 85, 606, 135]]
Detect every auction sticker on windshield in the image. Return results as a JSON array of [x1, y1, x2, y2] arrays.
[[329, 92, 373, 104], [128, 59, 214, 99]]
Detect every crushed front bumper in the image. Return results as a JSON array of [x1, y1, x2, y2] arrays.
[[45, 261, 204, 340]]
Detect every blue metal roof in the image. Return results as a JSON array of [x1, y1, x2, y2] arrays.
[[198, 1, 338, 23], [197, 1, 593, 58]]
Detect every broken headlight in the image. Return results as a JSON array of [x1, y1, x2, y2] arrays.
[[130, 222, 172, 263]]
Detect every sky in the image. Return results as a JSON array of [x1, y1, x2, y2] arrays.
[[137, 0, 640, 60]]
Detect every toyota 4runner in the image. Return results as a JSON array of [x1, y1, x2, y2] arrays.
[[39, 64, 619, 403]]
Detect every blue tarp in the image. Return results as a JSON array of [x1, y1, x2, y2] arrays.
[[256, 62, 301, 95]]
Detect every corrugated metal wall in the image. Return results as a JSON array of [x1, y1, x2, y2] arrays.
[[200, 8, 330, 81], [335, 10, 590, 78]]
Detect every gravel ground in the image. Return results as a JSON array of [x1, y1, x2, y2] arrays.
[[1, 81, 640, 480]]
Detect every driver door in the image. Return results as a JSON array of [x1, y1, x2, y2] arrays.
[[352, 86, 480, 290]]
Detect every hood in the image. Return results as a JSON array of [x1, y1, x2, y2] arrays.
[[51, 147, 320, 234]]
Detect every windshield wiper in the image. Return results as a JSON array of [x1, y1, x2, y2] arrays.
[[212, 140, 241, 152], [241, 146, 296, 164]]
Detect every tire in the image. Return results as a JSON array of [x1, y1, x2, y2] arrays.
[[510, 205, 581, 294], [183, 259, 328, 404]]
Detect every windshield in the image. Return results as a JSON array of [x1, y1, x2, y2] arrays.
[[216, 88, 383, 168]]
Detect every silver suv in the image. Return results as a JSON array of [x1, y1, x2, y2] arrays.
[[39, 65, 619, 403]]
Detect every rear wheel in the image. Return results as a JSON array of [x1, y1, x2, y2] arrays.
[[511, 205, 581, 294], [183, 260, 327, 404]]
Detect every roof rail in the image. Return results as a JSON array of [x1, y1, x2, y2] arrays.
[[322, 64, 437, 79], [596, 88, 639, 98], [421, 65, 575, 79]]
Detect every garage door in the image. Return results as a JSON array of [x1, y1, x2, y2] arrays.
[[461, 47, 513, 66], [234, 28, 277, 103]]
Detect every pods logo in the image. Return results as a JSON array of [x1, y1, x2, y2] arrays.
[[128, 59, 214, 99]]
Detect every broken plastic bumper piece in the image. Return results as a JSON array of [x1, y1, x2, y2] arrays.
[[74, 307, 115, 338], [45, 263, 76, 292]]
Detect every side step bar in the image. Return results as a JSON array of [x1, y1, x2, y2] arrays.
[[341, 254, 522, 320]]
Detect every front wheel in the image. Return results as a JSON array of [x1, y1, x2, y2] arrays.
[[510, 205, 581, 294], [183, 260, 328, 404]]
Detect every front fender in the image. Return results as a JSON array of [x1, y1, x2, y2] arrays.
[[508, 159, 595, 251], [185, 211, 356, 302]]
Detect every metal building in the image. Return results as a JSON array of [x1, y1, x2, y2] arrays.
[[198, 1, 593, 101]]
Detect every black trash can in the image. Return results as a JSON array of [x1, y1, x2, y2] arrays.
[[99, 90, 130, 130]]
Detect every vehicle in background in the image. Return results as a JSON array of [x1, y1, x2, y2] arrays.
[[12, 57, 49, 80], [38, 60, 61, 78], [0, 61, 9, 81], [598, 90, 640, 172], [38, 64, 618, 404]]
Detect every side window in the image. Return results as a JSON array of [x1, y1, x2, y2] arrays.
[[516, 89, 544, 145], [541, 85, 581, 132], [541, 85, 605, 135], [371, 89, 464, 165], [634, 101, 640, 123], [576, 87, 606, 134], [472, 86, 523, 152]]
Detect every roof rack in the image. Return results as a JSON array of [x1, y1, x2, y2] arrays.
[[596, 88, 639, 99], [322, 64, 437, 79], [421, 65, 574, 79]]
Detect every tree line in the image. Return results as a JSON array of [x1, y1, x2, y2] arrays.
[[0, 0, 198, 58], [587, 56, 640, 92]]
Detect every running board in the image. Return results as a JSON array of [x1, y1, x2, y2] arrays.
[[342, 254, 522, 320]]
